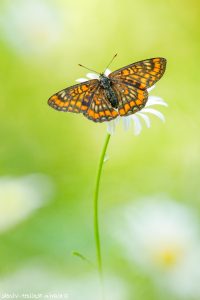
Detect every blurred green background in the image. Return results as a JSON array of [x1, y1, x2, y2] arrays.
[[0, 0, 200, 299]]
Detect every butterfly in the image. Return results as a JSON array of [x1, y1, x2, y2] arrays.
[[48, 57, 166, 123]]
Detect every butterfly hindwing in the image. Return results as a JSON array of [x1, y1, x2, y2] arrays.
[[84, 86, 118, 122], [109, 57, 166, 90], [48, 79, 99, 114], [112, 81, 148, 116]]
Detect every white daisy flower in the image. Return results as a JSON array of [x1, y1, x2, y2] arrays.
[[76, 69, 167, 135], [0, 174, 53, 233], [0, 265, 127, 300], [0, 0, 63, 55], [112, 197, 200, 298]]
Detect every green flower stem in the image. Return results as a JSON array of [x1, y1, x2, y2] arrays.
[[94, 133, 111, 286]]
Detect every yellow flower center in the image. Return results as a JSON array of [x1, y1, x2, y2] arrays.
[[153, 246, 183, 268]]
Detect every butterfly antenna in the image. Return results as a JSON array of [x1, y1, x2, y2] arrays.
[[78, 64, 101, 75], [103, 53, 117, 74]]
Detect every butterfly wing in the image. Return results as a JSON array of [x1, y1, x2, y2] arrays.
[[84, 85, 119, 122], [108, 57, 166, 117], [48, 80, 118, 122], [109, 57, 166, 90], [111, 81, 148, 116], [48, 79, 99, 114]]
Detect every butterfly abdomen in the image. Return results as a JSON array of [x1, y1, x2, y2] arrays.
[[104, 87, 118, 108], [99, 75, 118, 108]]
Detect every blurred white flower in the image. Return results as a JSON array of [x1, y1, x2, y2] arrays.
[[0, 174, 53, 233], [0, 0, 63, 55], [68, 274, 128, 300], [76, 70, 167, 135], [112, 197, 200, 298], [0, 265, 128, 300]]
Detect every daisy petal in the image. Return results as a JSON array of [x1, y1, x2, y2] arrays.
[[148, 96, 166, 103], [147, 85, 156, 92], [107, 118, 120, 135], [132, 115, 142, 135], [141, 108, 165, 122], [107, 121, 116, 135], [136, 113, 151, 128], [86, 73, 99, 79], [122, 116, 131, 131], [104, 68, 112, 76], [75, 78, 88, 83], [147, 96, 168, 107]]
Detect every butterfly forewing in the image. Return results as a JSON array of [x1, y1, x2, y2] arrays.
[[109, 57, 166, 90], [48, 79, 99, 114]]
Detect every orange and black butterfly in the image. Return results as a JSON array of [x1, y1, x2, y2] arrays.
[[48, 57, 166, 123]]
